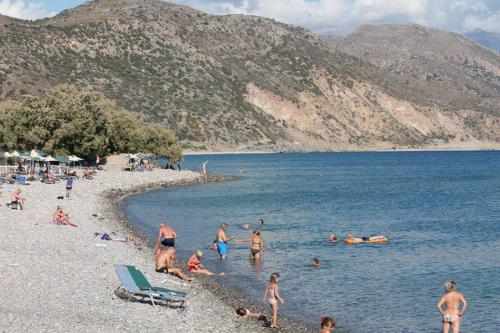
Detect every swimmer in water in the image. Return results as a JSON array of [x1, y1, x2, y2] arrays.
[[237, 230, 264, 260], [312, 258, 320, 267], [329, 234, 338, 243], [243, 223, 251, 230]]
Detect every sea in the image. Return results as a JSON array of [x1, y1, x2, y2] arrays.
[[123, 151, 500, 333]]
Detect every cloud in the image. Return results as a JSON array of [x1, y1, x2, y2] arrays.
[[0, 0, 55, 20], [170, 0, 500, 34]]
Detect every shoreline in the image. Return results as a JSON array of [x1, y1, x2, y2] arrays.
[[0, 166, 312, 332], [109, 173, 315, 333]]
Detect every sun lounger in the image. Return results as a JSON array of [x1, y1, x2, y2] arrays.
[[114, 265, 185, 307], [125, 265, 187, 297]]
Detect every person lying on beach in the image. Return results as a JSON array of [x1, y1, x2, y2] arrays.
[[437, 280, 467, 333], [53, 206, 77, 227], [10, 188, 25, 210], [234, 307, 271, 326], [319, 317, 336, 333], [345, 233, 388, 243], [236, 230, 264, 260], [94, 232, 135, 243], [187, 250, 224, 276], [329, 234, 338, 243], [264, 272, 284, 328], [83, 168, 94, 180], [156, 247, 193, 281], [312, 258, 320, 267], [155, 224, 177, 256], [215, 223, 236, 260]]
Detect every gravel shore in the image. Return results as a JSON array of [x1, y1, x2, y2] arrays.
[[0, 167, 312, 333]]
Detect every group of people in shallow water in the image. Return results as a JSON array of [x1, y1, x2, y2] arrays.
[[152, 218, 338, 330], [153, 219, 467, 332]]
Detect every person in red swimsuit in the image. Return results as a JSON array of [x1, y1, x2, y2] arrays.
[[187, 250, 224, 276]]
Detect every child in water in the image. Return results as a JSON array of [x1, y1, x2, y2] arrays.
[[263, 272, 285, 328], [319, 317, 335, 332]]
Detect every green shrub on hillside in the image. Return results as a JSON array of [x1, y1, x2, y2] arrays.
[[0, 85, 182, 162]]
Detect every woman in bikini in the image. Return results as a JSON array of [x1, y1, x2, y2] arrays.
[[263, 272, 284, 328], [237, 230, 264, 260], [155, 224, 177, 256], [187, 250, 224, 276]]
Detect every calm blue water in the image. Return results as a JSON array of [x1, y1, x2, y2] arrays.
[[124, 151, 500, 332]]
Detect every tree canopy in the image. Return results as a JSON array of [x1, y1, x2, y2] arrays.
[[0, 85, 182, 162]]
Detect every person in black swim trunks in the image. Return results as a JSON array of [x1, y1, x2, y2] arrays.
[[155, 247, 192, 281], [237, 230, 264, 260], [155, 224, 177, 256]]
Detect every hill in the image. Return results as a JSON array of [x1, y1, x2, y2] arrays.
[[465, 29, 500, 53], [0, 1, 499, 151]]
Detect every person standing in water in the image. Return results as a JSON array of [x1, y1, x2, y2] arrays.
[[237, 230, 264, 260], [263, 272, 284, 328], [437, 280, 467, 333], [215, 223, 235, 260], [155, 224, 177, 256]]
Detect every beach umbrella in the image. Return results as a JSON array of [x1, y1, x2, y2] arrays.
[[43, 155, 57, 162], [31, 149, 48, 157], [69, 155, 84, 161], [56, 156, 71, 163], [2, 152, 11, 166]]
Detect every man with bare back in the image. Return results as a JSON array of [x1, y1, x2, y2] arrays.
[[155, 247, 192, 281], [155, 223, 177, 255], [437, 280, 467, 333]]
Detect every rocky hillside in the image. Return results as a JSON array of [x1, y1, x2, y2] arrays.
[[0, 1, 499, 151]]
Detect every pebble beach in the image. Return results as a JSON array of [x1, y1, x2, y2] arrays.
[[0, 167, 301, 333]]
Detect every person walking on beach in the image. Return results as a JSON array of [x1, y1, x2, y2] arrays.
[[264, 272, 284, 328], [236, 230, 264, 260], [155, 224, 177, 256], [187, 250, 224, 276], [65, 177, 73, 198], [156, 247, 192, 281], [319, 317, 336, 332], [437, 280, 467, 333], [215, 223, 235, 260]]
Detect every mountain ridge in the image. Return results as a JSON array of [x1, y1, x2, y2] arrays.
[[0, 0, 498, 151]]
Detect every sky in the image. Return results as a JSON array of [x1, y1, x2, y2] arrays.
[[0, 0, 498, 35]]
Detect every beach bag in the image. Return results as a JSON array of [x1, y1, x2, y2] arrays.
[[100, 233, 112, 241]]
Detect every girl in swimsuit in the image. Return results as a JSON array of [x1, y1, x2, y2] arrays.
[[187, 250, 224, 276], [263, 272, 284, 328], [319, 316, 336, 332]]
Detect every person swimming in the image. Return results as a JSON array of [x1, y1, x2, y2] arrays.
[[242, 223, 251, 230], [312, 258, 320, 267], [319, 317, 336, 332], [329, 234, 338, 243]]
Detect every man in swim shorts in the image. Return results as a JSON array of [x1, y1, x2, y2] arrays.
[[437, 280, 467, 333], [155, 224, 177, 256], [10, 188, 25, 210], [215, 223, 235, 260], [155, 247, 192, 281]]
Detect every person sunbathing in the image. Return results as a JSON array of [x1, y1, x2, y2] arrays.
[[156, 247, 193, 281], [53, 206, 77, 227], [187, 250, 224, 276], [234, 307, 271, 326], [83, 168, 94, 180], [346, 233, 388, 243], [10, 188, 25, 210]]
